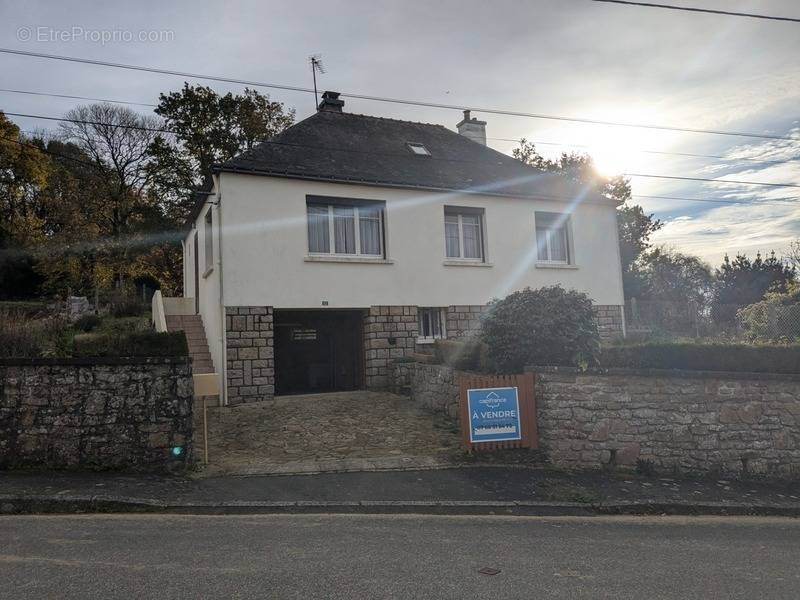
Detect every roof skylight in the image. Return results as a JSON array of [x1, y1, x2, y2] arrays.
[[407, 142, 431, 156]]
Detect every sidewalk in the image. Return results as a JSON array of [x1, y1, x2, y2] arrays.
[[2, 467, 799, 516]]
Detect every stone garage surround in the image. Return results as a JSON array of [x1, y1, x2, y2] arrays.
[[225, 306, 275, 405], [0, 357, 193, 471]]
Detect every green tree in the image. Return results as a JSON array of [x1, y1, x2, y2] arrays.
[[0, 113, 51, 297], [512, 140, 661, 298], [711, 251, 796, 324], [640, 247, 714, 305], [149, 84, 295, 221]]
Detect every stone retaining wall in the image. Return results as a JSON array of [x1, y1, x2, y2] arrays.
[[0, 357, 193, 471], [393, 360, 800, 478], [392, 361, 461, 422], [532, 367, 800, 477]]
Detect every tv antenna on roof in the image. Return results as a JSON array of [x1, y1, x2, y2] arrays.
[[309, 55, 325, 110]]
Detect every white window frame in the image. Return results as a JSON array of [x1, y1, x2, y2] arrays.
[[307, 203, 384, 258], [444, 209, 485, 262], [535, 212, 571, 265], [203, 208, 213, 275], [417, 307, 446, 343]]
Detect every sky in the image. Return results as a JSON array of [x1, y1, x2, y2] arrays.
[[1, 0, 798, 268]]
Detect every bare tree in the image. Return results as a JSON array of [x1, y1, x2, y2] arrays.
[[59, 104, 164, 285]]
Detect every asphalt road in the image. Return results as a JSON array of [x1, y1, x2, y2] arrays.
[[1, 514, 798, 599]]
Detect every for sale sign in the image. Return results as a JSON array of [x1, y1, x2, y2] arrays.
[[467, 386, 522, 443]]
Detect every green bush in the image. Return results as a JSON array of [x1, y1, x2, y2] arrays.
[[0, 309, 70, 358], [71, 330, 188, 358], [600, 342, 800, 374], [481, 286, 600, 373], [73, 314, 102, 332]]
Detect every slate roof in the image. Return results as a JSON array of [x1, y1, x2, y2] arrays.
[[213, 109, 599, 202]]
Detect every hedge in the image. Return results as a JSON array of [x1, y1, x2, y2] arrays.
[[600, 342, 800, 374], [71, 331, 188, 358]]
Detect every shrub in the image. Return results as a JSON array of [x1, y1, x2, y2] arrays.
[[600, 342, 800, 374], [0, 309, 70, 358], [110, 297, 146, 318], [481, 286, 600, 373], [73, 314, 102, 332], [71, 330, 188, 358]]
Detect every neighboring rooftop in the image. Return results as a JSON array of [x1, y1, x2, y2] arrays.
[[214, 91, 601, 202]]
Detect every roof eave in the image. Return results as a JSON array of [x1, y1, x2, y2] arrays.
[[212, 165, 616, 206]]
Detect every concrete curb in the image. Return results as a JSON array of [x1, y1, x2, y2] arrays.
[[2, 495, 799, 518]]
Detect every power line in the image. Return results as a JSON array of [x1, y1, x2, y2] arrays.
[[625, 172, 800, 189], [0, 46, 797, 142], [591, 0, 800, 23], [633, 193, 800, 208], [0, 87, 155, 107], [7, 110, 800, 190], [491, 137, 797, 166], [5, 86, 796, 167]]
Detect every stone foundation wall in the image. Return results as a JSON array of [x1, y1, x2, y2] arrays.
[[594, 305, 624, 341], [225, 306, 274, 405], [364, 306, 418, 389], [0, 357, 193, 471], [445, 305, 487, 339]]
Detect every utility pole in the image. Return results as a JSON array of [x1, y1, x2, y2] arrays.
[[309, 54, 325, 110]]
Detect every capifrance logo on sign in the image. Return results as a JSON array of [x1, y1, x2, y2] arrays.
[[467, 386, 521, 443]]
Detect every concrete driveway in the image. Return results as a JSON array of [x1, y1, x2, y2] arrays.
[[194, 391, 461, 476]]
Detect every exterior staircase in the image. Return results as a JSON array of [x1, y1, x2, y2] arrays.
[[166, 314, 215, 375]]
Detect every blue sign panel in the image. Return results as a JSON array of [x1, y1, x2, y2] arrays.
[[467, 386, 522, 443]]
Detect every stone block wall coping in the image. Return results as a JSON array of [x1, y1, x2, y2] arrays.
[[0, 356, 191, 367], [525, 365, 800, 382], [393, 359, 800, 382]]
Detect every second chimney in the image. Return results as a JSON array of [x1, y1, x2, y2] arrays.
[[456, 110, 487, 145], [318, 90, 344, 113]]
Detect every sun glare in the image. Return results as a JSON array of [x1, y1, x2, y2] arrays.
[[556, 106, 666, 178]]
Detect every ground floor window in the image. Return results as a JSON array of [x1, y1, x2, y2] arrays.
[[418, 307, 446, 342]]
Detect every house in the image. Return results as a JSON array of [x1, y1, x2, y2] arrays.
[[176, 91, 625, 405]]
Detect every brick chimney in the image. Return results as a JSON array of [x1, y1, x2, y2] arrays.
[[456, 110, 486, 145], [318, 90, 344, 113]]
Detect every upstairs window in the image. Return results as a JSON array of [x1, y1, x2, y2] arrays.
[[407, 142, 431, 156], [444, 207, 485, 261], [307, 198, 384, 257], [535, 211, 571, 264], [418, 307, 446, 342], [203, 208, 213, 273]]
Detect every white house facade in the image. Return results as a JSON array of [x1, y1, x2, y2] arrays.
[[181, 92, 625, 405]]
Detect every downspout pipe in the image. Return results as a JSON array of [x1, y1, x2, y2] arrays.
[[215, 173, 227, 405]]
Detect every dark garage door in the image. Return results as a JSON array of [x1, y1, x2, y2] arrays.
[[274, 310, 365, 396]]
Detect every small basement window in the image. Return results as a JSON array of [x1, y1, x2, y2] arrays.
[[407, 142, 431, 156], [418, 307, 446, 343]]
